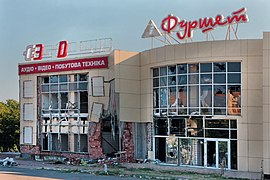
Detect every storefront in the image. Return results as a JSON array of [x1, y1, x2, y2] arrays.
[[153, 62, 239, 169], [17, 8, 270, 177]]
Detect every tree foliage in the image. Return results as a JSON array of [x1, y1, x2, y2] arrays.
[[0, 99, 20, 152]]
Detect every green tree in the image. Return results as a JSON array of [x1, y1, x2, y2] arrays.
[[0, 99, 20, 152]]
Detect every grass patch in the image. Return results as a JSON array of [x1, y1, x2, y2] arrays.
[[60, 169, 82, 173], [137, 167, 155, 172]]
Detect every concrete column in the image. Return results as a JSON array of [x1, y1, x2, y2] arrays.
[[69, 75, 76, 152], [263, 32, 270, 174], [69, 132, 74, 152]]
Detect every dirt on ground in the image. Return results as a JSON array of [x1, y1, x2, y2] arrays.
[[11, 159, 250, 180]]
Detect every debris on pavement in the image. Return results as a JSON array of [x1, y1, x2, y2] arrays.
[[0, 157, 18, 167]]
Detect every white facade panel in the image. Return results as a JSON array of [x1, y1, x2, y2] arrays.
[[23, 103, 34, 121], [23, 126, 33, 144], [92, 76, 104, 96], [23, 80, 33, 98]]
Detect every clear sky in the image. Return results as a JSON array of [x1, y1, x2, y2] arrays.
[[0, 0, 269, 102]]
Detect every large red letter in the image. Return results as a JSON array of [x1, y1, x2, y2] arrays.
[[33, 44, 44, 60], [57, 41, 68, 58]]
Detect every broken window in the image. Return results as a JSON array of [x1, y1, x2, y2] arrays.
[[166, 137, 178, 164], [81, 117, 88, 134], [160, 77, 167, 86], [169, 87, 177, 107], [170, 118, 185, 136], [50, 75, 58, 83], [201, 85, 212, 108], [189, 74, 199, 84], [214, 62, 226, 72], [43, 76, 49, 83], [42, 94, 50, 109], [154, 62, 241, 116], [51, 93, 59, 109], [228, 85, 241, 115], [155, 137, 166, 162], [189, 85, 199, 107], [177, 64, 187, 74], [79, 74, 88, 81], [41, 84, 49, 92], [80, 91, 88, 113], [42, 133, 49, 150], [74, 134, 88, 152], [188, 64, 199, 73], [153, 78, 159, 87], [153, 68, 159, 77], [59, 75, 68, 82], [50, 84, 58, 92], [178, 86, 187, 107], [160, 88, 167, 108], [187, 118, 203, 137], [60, 134, 68, 151], [80, 134, 88, 152], [69, 82, 77, 91], [214, 85, 226, 107], [60, 93, 68, 110], [60, 83, 68, 91], [200, 74, 212, 84], [178, 75, 187, 85], [154, 118, 168, 135], [153, 88, 159, 108], [168, 66, 176, 75], [168, 76, 176, 85], [39, 73, 90, 153], [160, 67, 167, 76], [51, 133, 59, 151], [79, 82, 88, 91], [180, 139, 204, 166]]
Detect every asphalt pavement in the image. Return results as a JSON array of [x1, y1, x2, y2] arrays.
[[0, 166, 137, 180]]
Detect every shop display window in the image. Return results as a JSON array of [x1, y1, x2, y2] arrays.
[[153, 62, 241, 116]]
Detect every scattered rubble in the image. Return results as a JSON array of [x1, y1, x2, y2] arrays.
[[0, 157, 18, 167]]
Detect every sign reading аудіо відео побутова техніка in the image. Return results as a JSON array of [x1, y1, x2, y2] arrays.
[[18, 56, 108, 75]]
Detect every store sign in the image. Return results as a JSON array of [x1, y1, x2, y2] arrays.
[[24, 41, 68, 61], [18, 56, 108, 75], [161, 7, 248, 40]]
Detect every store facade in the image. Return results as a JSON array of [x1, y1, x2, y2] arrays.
[[19, 32, 270, 178]]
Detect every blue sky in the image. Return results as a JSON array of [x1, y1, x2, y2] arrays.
[[0, 0, 269, 101]]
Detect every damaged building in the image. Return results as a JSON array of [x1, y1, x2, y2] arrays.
[[18, 32, 270, 177], [19, 47, 143, 162]]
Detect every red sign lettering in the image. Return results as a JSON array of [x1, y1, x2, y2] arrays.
[[23, 40, 69, 61], [161, 8, 249, 40], [33, 44, 44, 60], [57, 41, 68, 58]]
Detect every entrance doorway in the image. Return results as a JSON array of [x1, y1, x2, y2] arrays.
[[205, 139, 230, 169]]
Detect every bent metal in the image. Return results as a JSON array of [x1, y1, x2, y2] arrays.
[[161, 8, 249, 40]]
